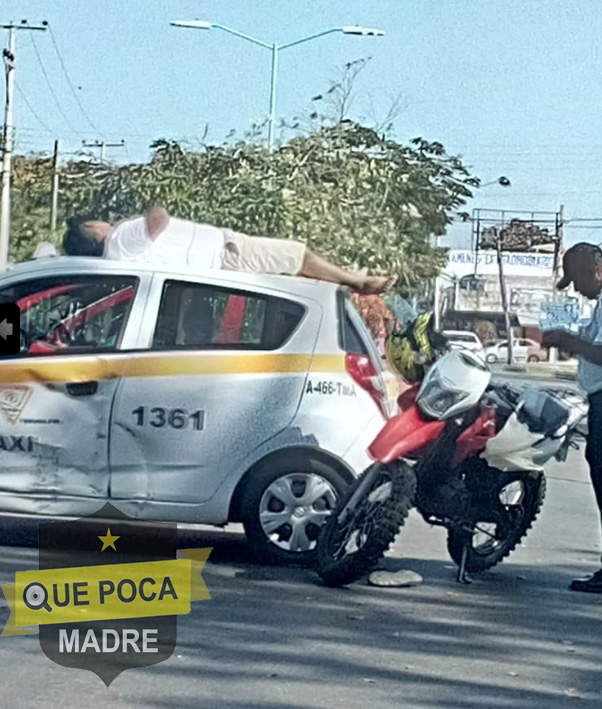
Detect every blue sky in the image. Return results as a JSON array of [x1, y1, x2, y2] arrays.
[[3, 0, 602, 247]]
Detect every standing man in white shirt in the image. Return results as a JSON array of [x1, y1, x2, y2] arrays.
[[62, 207, 397, 295], [543, 242, 602, 593]]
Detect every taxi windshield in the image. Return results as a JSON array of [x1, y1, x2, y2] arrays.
[[0, 276, 138, 355]]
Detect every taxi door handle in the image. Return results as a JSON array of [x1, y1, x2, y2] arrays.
[[66, 381, 98, 397]]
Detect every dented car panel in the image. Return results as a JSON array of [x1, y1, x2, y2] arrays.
[[0, 358, 123, 500], [0, 257, 401, 536]]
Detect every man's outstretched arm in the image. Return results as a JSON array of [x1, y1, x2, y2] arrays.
[[542, 330, 602, 365], [568, 337, 602, 365], [145, 207, 170, 240]]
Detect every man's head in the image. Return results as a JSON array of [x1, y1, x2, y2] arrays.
[[557, 242, 602, 299], [62, 215, 112, 257]]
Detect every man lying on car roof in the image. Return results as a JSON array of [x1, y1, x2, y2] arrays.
[[62, 207, 396, 295]]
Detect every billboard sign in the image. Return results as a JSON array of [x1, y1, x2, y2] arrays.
[[539, 301, 581, 332]]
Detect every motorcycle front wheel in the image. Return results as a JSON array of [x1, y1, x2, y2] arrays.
[[315, 461, 416, 587], [447, 470, 546, 574]]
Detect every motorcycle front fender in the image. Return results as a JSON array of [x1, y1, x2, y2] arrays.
[[368, 404, 446, 464]]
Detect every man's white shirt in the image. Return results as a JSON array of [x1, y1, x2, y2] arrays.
[[104, 216, 225, 270], [578, 292, 602, 395]]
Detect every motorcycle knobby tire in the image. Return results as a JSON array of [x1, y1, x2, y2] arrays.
[[316, 461, 416, 587], [446, 471, 546, 574]]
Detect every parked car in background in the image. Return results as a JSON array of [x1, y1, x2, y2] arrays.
[[441, 330, 485, 359], [525, 339, 549, 362], [0, 258, 405, 565], [485, 338, 548, 363]]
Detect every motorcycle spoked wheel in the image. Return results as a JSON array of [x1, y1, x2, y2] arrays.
[[315, 461, 416, 587], [446, 471, 546, 574]]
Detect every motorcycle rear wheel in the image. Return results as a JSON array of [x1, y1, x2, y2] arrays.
[[446, 471, 546, 574], [315, 461, 416, 587]]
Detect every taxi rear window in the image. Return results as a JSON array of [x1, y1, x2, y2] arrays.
[[152, 281, 306, 351]]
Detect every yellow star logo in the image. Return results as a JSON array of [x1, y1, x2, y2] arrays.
[[98, 527, 120, 552]]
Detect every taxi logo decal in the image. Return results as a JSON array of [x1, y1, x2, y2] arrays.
[[0, 386, 32, 425]]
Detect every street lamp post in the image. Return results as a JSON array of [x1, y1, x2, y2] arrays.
[[268, 44, 278, 149], [170, 21, 385, 150]]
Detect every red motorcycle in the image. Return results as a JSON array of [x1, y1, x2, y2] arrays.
[[316, 348, 587, 585]]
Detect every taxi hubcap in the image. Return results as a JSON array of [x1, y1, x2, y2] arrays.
[[259, 473, 339, 552]]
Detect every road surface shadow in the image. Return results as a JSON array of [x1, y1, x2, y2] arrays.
[[1, 522, 602, 707]]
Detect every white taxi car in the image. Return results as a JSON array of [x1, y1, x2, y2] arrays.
[[0, 258, 402, 563]]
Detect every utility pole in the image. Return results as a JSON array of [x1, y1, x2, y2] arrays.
[[548, 204, 564, 365], [0, 27, 16, 271], [81, 139, 125, 164], [267, 43, 279, 151], [0, 20, 47, 271], [433, 235, 442, 330], [49, 138, 59, 233], [495, 236, 515, 365]]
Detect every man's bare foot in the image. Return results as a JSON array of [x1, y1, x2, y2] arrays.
[[357, 274, 397, 295]]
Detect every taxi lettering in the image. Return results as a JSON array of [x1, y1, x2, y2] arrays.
[[0, 435, 35, 453]]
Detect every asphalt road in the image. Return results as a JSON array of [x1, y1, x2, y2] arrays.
[[0, 381, 600, 708]]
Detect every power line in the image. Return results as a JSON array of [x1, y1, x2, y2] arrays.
[[564, 217, 602, 222], [1, 20, 48, 270], [488, 192, 600, 196], [29, 33, 85, 138], [16, 125, 163, 141], [453, 142, 602, 151], [464, 148, 602, 155], [19, 127, 154, 138], [46, 25, 100, 135], [564, 225, 602, 229], [82, 139, 126, 163], [14, 79, 53, 133]]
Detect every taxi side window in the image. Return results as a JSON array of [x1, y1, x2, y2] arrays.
[[152, 281, 305, 350], [0, 275, 138, 357]]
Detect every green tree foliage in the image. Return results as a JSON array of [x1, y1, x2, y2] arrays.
[[9, 121, 477, 289], [10, 154, 55, 261]]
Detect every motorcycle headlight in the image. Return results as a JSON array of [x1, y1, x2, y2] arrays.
[[417, 371, 468, 419]]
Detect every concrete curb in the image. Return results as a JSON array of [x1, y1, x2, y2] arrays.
[[500, 363, 577, 381]]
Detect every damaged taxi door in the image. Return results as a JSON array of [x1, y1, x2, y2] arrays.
[[108, 276, 311, 506], [0, 273, 142, 507]]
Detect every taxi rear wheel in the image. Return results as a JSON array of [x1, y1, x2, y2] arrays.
[[240, 455, 349, 566]]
